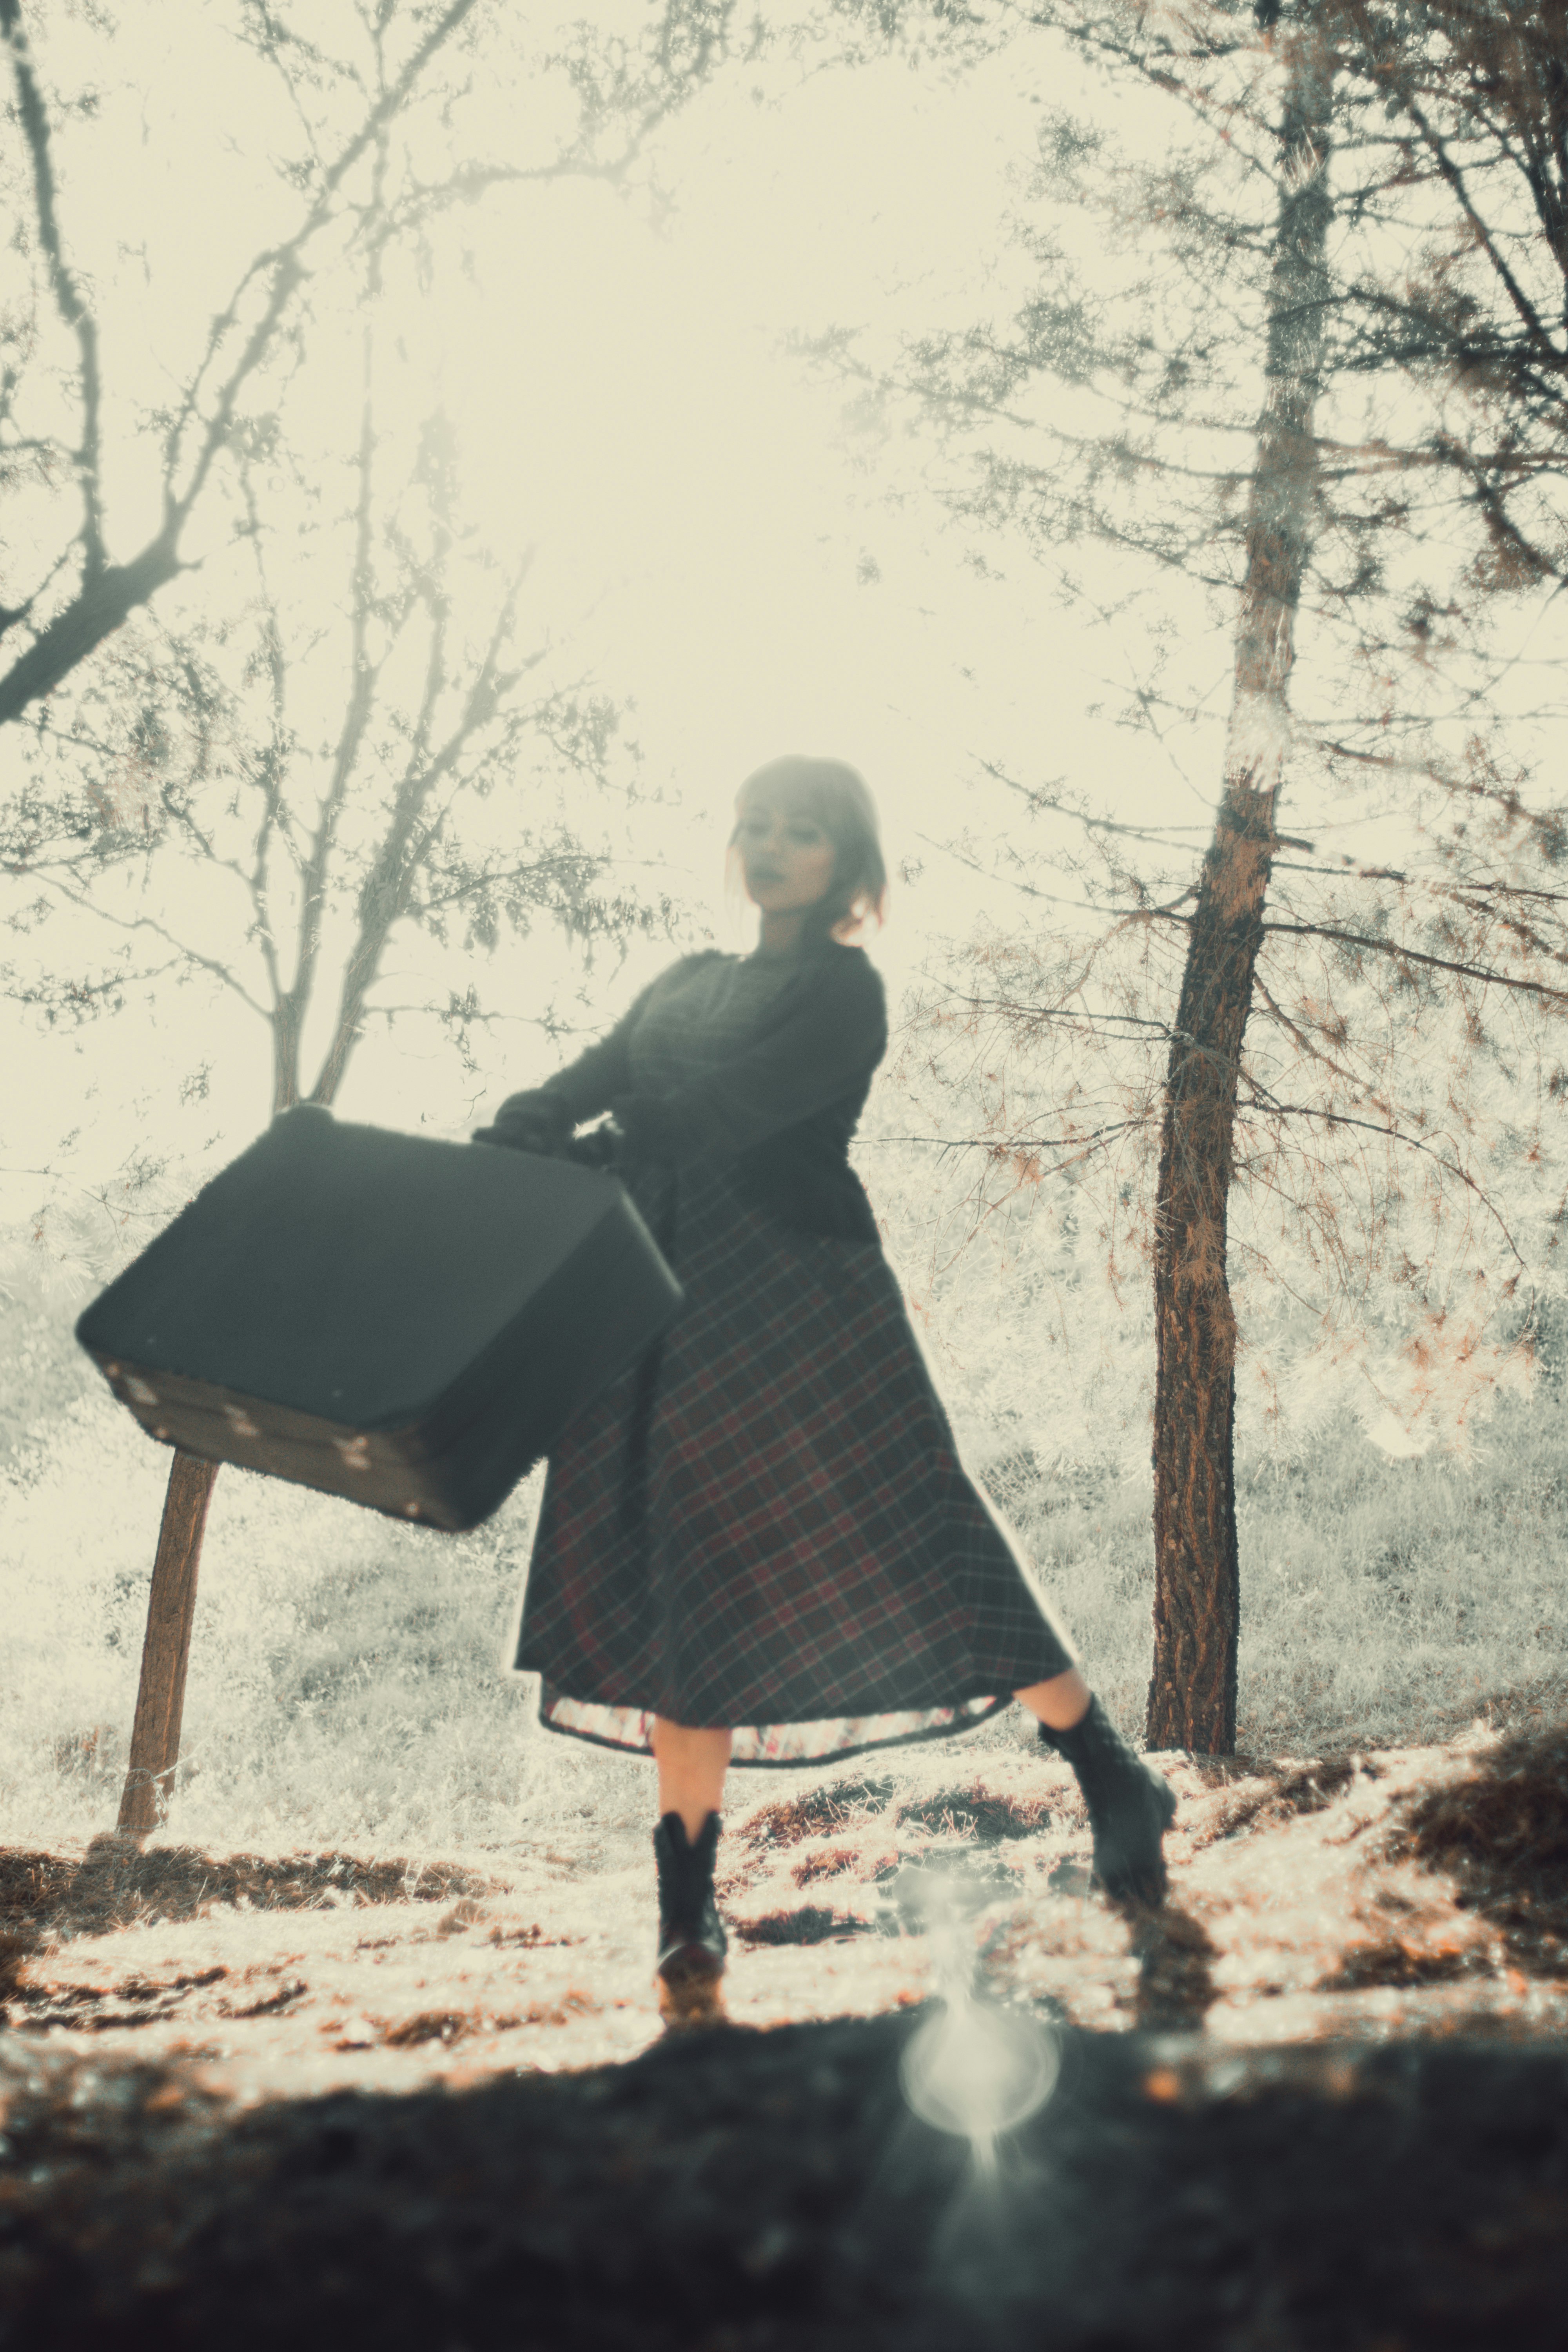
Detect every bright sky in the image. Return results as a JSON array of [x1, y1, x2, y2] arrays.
[[31, 0, 1557, 1285], [4, 4, 1224, 1268]]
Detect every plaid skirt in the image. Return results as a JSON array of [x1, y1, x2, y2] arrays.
[[513, 1160, 1076, 1766]]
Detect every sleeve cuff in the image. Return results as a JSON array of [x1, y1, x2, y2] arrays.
[[494, 1089, 575, 1133], [609, 1092, 685, 1161]]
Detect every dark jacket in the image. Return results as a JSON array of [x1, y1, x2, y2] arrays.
[[488, 944, 888, 1245]]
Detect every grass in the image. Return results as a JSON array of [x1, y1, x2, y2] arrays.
[[975, 1387, 1568, 1760], [2, 1273, 1565, 1863]]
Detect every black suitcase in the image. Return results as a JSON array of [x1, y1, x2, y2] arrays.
[[74, 1105, 684, 1532]]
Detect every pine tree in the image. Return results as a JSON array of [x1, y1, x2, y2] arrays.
[[1149, 7, 1337, 1752], [833, 0, 1568, 1751]]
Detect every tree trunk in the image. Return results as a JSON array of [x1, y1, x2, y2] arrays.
[[1146, 11, 1335, 1755], [117, 1448, 217, 1834], [272, 996, 303, 1117], [0, 532, 181, 726]]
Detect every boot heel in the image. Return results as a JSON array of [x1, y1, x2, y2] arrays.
[[656, 1951, 728, 2028]]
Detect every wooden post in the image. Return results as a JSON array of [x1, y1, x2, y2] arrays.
[[117, 1450, 219, 1835]]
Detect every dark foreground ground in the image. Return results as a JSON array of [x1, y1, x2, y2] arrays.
[[5, 1718, 1568, 2349], [2, 2014, 1568, 2350]]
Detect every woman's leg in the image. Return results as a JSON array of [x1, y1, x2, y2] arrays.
[[650, 1718, 732, 1837], [1013, 1672, 1176, 1902], [649, 1717, 733, 2025], [1013, 1668, 1091, 1731]]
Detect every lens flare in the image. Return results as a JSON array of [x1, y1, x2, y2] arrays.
[[893, 1858, 1061, 2150], [899, 1990, 1060, 2140]]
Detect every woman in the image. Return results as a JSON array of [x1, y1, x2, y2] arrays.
[[475, 755, 1176, 2024]]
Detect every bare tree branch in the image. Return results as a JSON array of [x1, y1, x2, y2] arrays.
[[270, 342, 381, 1109], [1263, 918, 1568, 1007], [19, 877, 272, 1020], [1, 0, 104, 581]]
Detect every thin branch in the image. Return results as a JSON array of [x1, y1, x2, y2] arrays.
[[925, 989, 1175, 1039], [1387, 67, 1561, 366], [1263, 919, 1568, 1007], [2, 2, 105, 579], [0, 1, 485, 727], [1, 954, 183, 1013], [977, 759, 1273, 848], [237, 460, 299, 981], [305, 549, 531, 1103], [163, 0, 485, 526], [913, 829, 1196, 925], [1239, 1085, 1528, 1274], [414, 849, 603, 917], [863, 1114, 1151, 1169], [19, 876, 271, 1020]]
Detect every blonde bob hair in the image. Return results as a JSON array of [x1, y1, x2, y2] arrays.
[[727, 755, 888, 945]]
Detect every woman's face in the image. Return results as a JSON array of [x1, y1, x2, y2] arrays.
[[733, 794, 838, 915]]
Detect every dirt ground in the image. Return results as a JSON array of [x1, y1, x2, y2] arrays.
[[4, 1719, 1568, 2347]]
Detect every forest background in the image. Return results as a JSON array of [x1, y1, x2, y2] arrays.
[[2, 0, 1566, 1858]]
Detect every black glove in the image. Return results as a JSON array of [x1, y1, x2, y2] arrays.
[[471, 1089, 576, 1158], [606, 1092, 682, 1163]]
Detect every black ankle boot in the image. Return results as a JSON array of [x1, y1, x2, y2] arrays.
[[653, 1811, 728, 2023], [1038, 1697, 1178, 1903]]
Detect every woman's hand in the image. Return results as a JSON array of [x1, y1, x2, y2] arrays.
[[471, 1091, 576, 1158]]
